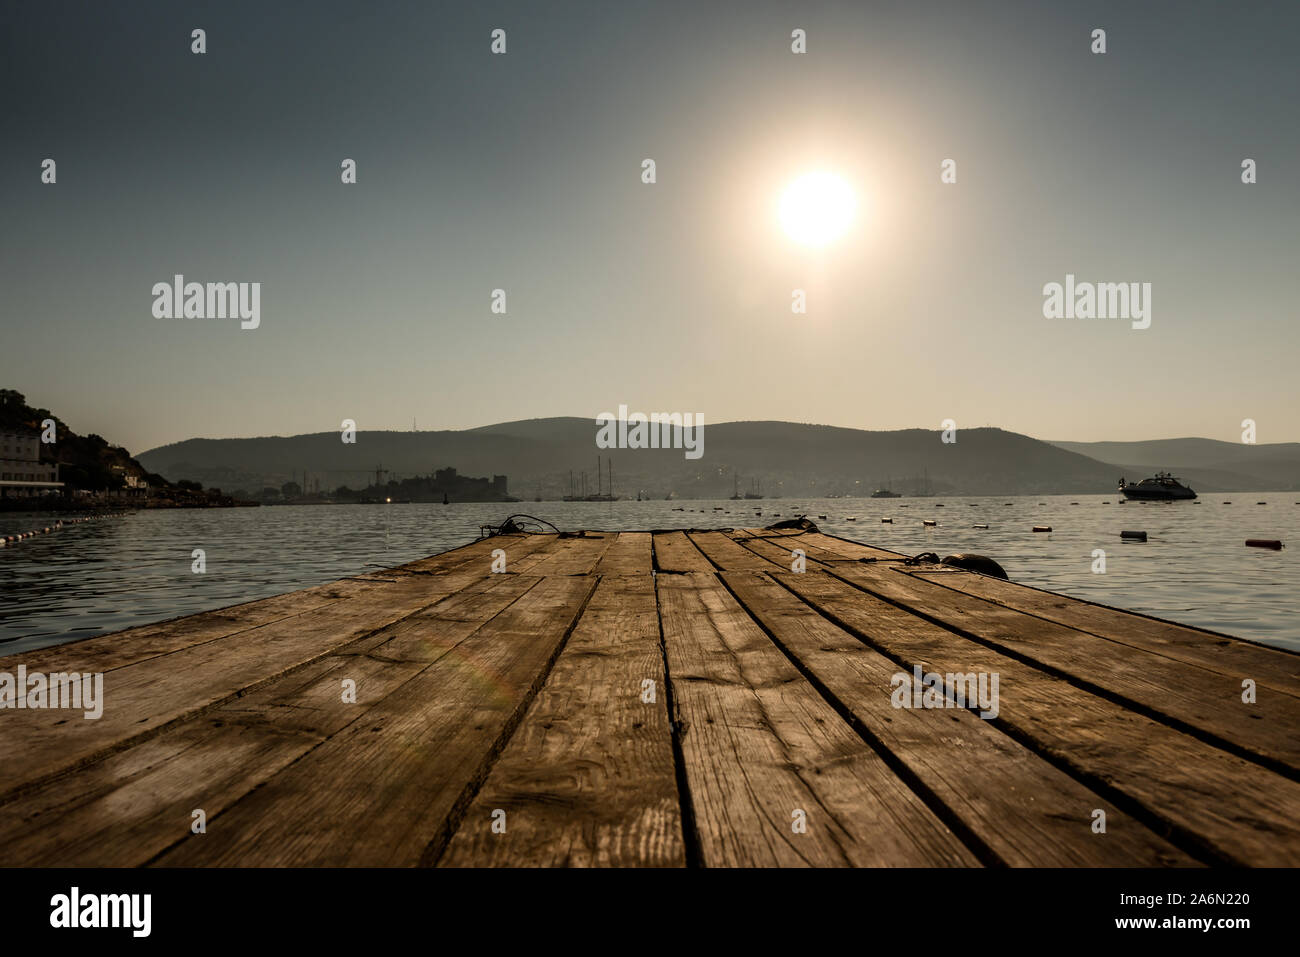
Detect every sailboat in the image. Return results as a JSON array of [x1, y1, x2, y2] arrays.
[[871, 475, 901, 498], [584, 457, 617, 501]]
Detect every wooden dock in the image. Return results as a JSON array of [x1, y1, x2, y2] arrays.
[[2, 525, 1298, 867]]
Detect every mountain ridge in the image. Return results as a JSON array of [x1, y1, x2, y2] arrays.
[[134, 417, 1298, 497]]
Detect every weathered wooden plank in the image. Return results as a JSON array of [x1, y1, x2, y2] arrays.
[[828, 562, 1300, 775], [687, 530, 779, 571], [0, 567, 499, 800], [153, 574, 597, 866], [652, 531, 716, 573], [775, 570, 1300, 865], [7, 580, 373, 675], [907, 568, 1300, 698], [6, 525, 1292, 870], [720, 570, 1193, 866], [730, 530, 836, 571], [656, 572, 977, 866], [592, 532, 653, 576], [737, 528, 901, 562], [439, 574, 683, 867], [385, 532, 538, 574], [518, 534, 614, 576], [0, 575, 543, 866], [7, 532, 554, 676], [795, 531, 905, 560]]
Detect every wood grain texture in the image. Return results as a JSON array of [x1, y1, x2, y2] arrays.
[[656, 572, 976, 866], [439, 573, 684, 867], [152, 574, 596, 866], [721, 570, 1192, 866], [0, 575, 544, 866], [772, 569, 1300, 865], [4, 526, 1296, 868], [652, 531, 716, 573], [592, 532, 653, 576], [830, 562, 1300, 775], [688, 530, 784, 571], [906, 568, 1300, 697], [7, 532, 554, 677]]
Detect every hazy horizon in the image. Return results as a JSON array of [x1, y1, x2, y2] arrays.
[[3, 0, 1298, 452], [11, 387, 1300, 457]]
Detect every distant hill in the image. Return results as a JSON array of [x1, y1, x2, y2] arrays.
[[1048, 438, 1300, 492], [140, 418, 1132, 498]]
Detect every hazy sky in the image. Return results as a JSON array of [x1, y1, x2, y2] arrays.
[[2, 0, 1297, 453]]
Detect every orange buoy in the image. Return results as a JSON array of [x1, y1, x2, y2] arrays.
[[1033, 525, 1052, 532]]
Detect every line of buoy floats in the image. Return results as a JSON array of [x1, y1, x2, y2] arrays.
[[721, 510, 1288, 550], [0, 514, 116, 546]]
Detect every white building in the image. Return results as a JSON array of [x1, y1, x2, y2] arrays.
[[0, 430, 63, 498]]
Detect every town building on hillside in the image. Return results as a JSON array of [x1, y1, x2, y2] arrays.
[[0, 430, 63, 498], [111, 465, 149, 498]]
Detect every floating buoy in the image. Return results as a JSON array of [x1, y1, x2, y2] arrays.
[[923, 520, 937, 526], [817, 515, 827, 519], [935, 504, 945, 508], [1103, 501, 1110, 504], [881, 518, 892, 523], [846, 516, 857, 522], [941, 554, 1009, 580], [973, 523, 989, 529], [1246, 539, 1283, 550], [1033, 525, 1052, 532], [1120, 530, 1147, 541], [1003, 503, 1012, 506], [1070, 502, 1079, 505], [1256, 502, 1266, 505], [1223, 501, 1231, 505]]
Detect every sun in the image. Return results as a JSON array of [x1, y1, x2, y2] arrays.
[[778, 171, 856, 247]]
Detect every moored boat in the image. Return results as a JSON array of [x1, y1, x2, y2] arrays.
[[1119, 472, 1197, 501]]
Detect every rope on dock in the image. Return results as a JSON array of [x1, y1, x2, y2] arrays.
[[477, 514, 562, 538]]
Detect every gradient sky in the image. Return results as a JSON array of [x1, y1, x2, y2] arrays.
[[2, 0, 1297, 453]]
